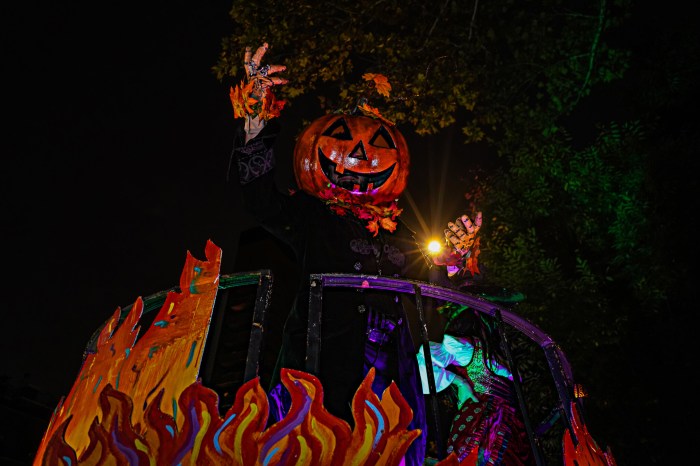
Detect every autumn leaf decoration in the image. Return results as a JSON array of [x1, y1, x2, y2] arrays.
[[319, 186, 403, 236], [363, 73, 392, 97], [258, 88, 286, 120], [229, 80, 256, 118], [229, 80, 286, 120], [465, 237, 481, 276], [355, 73, 395, 126]]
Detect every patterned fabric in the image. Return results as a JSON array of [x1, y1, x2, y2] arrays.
[[235, 138, 275, 184], [446, 380, 532, 465], [418, 337, 533, 465], [446, 364, 533, 465]]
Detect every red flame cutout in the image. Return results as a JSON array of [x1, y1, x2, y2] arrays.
[[563, 401, 617, 466]]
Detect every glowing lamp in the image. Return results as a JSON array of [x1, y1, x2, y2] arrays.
[[427, 240, 443, 255]]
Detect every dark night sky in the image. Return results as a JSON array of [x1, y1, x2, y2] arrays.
[[3, 1, 242, 400], [2, 0, 469, 418], [2, 0, 697, 463]]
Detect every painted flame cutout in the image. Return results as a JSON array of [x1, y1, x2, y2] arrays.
[[34, 240, 223, 464], [563, 401, 617, 466], [37, 367, 463, 465]]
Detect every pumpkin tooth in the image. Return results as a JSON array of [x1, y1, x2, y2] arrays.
[[367, 182, 374, 191], [335, 163, 345, 174]]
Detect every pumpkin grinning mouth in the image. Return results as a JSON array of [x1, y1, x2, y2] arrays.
[[318, 148, 395, 193]]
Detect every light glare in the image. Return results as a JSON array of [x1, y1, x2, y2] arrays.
[[427, 240, 442, 255]]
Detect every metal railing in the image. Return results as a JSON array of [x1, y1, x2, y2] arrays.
[[85, 270, 582, 462]]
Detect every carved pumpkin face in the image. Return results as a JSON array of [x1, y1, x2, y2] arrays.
[[293, 114, 410, 204]]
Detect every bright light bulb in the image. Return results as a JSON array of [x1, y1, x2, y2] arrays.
[[427, 240, 443, 255]]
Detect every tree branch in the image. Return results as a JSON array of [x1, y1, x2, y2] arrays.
[[576, 0, 606, 104], [418, 0, 451, 51], [468, 0, 479, 41]]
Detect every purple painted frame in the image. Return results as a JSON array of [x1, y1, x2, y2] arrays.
[[305, 273, 578, 432]]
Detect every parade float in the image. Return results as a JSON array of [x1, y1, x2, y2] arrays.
[[33, 44, 617, 465], [32, 240, 615, 465]]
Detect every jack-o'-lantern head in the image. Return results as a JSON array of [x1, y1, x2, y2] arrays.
[[293, 113, 410, 204]]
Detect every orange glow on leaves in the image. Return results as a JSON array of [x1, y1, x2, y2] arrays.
[[259, 91, 287, 120], [229, 80, 286, 120], [229, 80, 258, 119]]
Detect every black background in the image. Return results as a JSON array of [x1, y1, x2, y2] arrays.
[[2, 1, 696, 464]]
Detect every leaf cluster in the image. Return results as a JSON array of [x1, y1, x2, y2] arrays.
[[214, 0, 630, 138]]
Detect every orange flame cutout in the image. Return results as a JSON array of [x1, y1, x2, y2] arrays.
[[346, 367, 421, 465], [34, 240, 222, 464], [37, 368, 428, 465], [33, 240, 614, 466]]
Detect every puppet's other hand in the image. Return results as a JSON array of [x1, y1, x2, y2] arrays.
[[445, 212, 482, 256], [431, 212, 482, 271]]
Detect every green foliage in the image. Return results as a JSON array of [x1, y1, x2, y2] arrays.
[[214, 0, 684, 462], [466, 117, 672, 445], [215, 0, 630, 139], [475, 119, 661, 311]]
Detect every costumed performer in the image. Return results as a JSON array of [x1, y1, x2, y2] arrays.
[[228, 42, 438, 466], [416, 299, 535, 465]]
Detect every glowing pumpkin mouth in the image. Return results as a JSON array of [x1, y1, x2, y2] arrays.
[[319, 148, 395, 192]]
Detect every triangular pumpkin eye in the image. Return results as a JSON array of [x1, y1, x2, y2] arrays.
[[322, 118, 353, 140], [347, 141, 368, 160], [369, 125, 396, 149]]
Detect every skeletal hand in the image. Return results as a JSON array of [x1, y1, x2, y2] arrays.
[[243, 42, 288, 100], [445, 212, 482, 257]]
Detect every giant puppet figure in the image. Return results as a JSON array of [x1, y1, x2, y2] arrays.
[[229, 43, 482, 466]]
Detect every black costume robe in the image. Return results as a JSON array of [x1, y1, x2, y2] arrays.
[[233, 120, 430, 464]]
